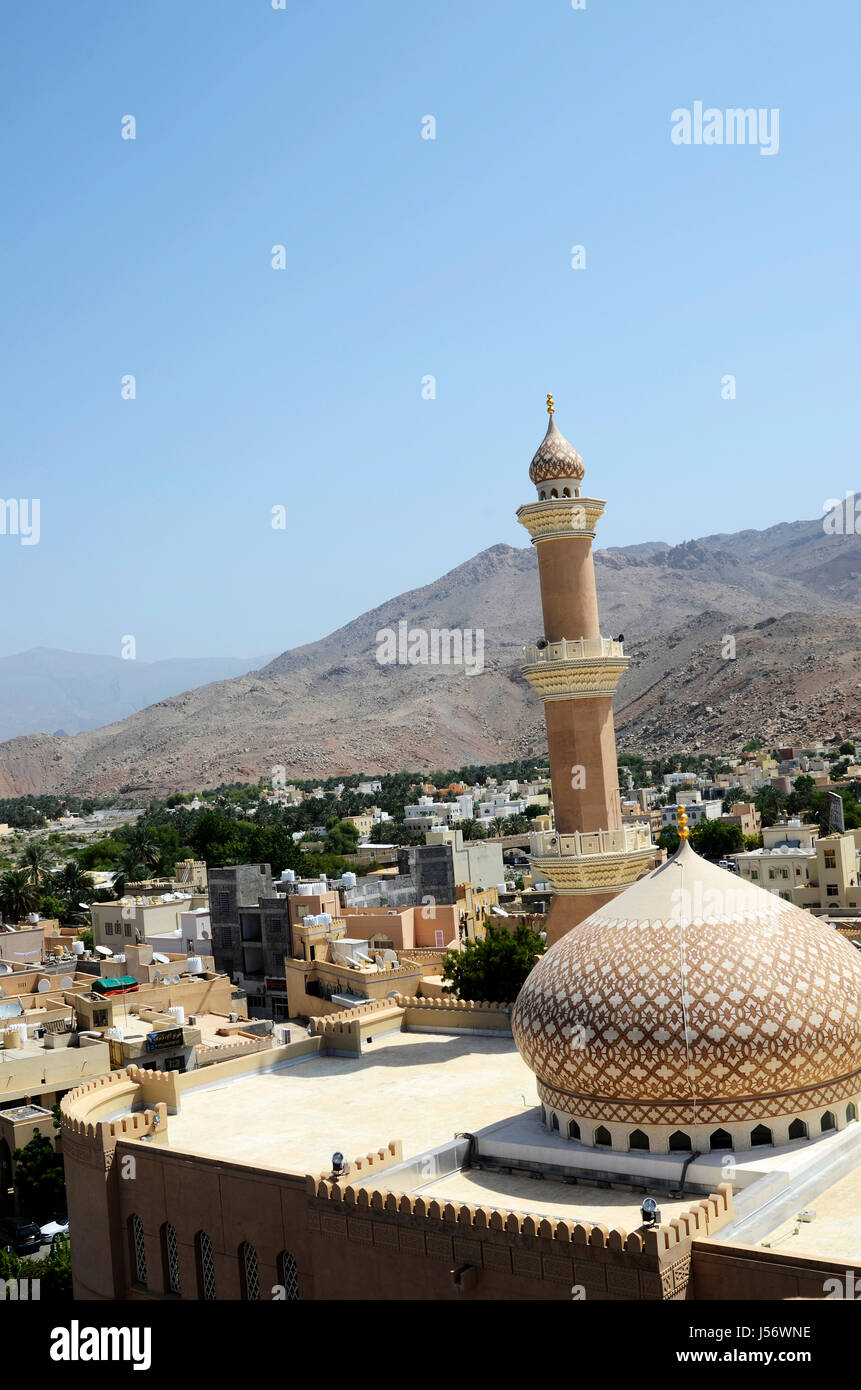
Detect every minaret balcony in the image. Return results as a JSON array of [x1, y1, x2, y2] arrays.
[[517, 496, 605, 543], [528, 824, 655, 894], [521, 637, 628, 700]]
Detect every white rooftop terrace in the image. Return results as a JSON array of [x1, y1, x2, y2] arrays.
[[160, 1031, 538, 1176]]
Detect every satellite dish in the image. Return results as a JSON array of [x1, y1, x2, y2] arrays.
[[37, 979, 51, 993], [153, 972, 163, 982], [78, 902, 90, 910], [60, 976, 74, 988], [152, 953, 170, 965], [95, 946, 113, 957]]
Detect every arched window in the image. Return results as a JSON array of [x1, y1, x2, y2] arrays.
[[162, 1222, 181, 1295], [788, 1118, 808, 1141], [751, 1125, 772, 1147], [848, 1103, 858, 1124], [709, 1128, 733, 1151], [594, 1125, 612, 1147], [550, 1112, 559, 1132], [240, 1241, 260, 1300], [669, 1130, 692, 1152], [539, 490, 546, 500], [129, 1215, 147, 1287], [550, 488, 558, 499], [568, 1119, 580, 1141], [821, 1110, 837, 1133], [277, 1250, 300, 1300], [629, 1129, 650, 1151], [562, 487, 571, 498], [196, 1232, 216, 1301]]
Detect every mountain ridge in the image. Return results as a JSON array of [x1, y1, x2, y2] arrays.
[[1, 511, 859, 798]]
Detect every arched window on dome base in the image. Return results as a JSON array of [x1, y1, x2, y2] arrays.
[[568, 1119, 580, 1141], [848, 1103, 858, 1124], [709, 1128, 733, 1151], [550, 1112, 559, 1132], [594, 1125, 612, 1147], [788, 1118, 808, 1141], [821, 1110, 837, 1133], [628, 1129, 649, 1151], [669, 1130, 692, 1152], [751, 1124, 772, 1147]]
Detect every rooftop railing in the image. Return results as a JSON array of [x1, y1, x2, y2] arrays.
[[522, 637, 625, 664]]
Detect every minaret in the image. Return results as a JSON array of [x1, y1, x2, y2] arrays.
[[518, 396, 654, 945]]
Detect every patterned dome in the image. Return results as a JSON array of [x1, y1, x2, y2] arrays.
[[529, 413, 585, 486], [512, 841, 861, 1130]]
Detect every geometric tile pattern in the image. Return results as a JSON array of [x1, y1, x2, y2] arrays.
[[529, 417, 585, 485], [512, 843, 861, 1122]]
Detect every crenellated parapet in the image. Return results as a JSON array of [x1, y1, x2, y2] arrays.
[[344, 1140, 402, 1177], [304, 1172, 734, 1299]]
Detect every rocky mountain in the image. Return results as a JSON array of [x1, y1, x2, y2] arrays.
[[0, 511, 859, 798], [0, 648, 274, 742]]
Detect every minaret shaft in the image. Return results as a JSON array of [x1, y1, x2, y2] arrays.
[[518, 400, 654, 944], [536, 537, 601, 643]]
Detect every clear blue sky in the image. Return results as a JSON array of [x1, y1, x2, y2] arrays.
[[2, 0, 858, 661]]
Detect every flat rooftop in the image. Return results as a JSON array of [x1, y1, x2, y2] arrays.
[[163, 1030, 538, 1176], [758, 1161, 861, 1263], [414, 1165, 700, 1229]]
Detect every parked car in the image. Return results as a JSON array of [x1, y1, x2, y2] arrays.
[[0, 1216, 43, 1256], [717, 858, 740, 874]]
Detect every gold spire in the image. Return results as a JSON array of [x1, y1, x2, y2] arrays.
[[676, 804, 690, 841], [546, 393, 555, 415]]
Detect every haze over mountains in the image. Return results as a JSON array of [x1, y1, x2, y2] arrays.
[[1, 511, 859, 799], [0, 649, 274, 742]]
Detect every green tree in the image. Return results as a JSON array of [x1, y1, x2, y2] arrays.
[[12, 1131, 66, 1224], [691, 819, 743, 860], [754, 785, 786, 829], [658, 826, 680, 855], [720, 786, 746, 812], [839, 741, 856, 756], [742, 739, 763, 752], [442, 923, 546, 1003], [324, 820, 361, 856], [51, 861, 95, 906], [0, 869, 40, 923], [19, 839, 51, 886], [524, 804, 545, 820]]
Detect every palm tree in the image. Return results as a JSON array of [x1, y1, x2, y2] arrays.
[[112, 848, 151, 897], [122, 826, 161, 872], [19, 840, 51, 886], [52, 862, 95, 906], [0, 870, 40, 924]]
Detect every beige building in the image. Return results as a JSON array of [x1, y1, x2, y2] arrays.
[[735, 823, 861, 911], [91, 891, 207, 951]]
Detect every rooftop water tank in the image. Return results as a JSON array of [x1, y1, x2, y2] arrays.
[[168, 1006, 185, 1027], [71, 940, 85, 956], [186, 956, 204, 975], [341, 872, 357, 889]]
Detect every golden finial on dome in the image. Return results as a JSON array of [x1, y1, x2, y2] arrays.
[[546, 393, 555, 415], [676, 804, 690, 841]]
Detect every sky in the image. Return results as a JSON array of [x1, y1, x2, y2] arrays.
[[1, 0, 859, 662]]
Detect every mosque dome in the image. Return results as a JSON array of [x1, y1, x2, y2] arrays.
[[512, 839, 861, 1151], [529, 398, 585, 489]]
